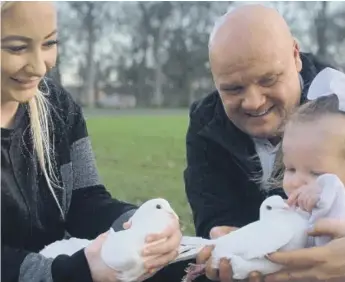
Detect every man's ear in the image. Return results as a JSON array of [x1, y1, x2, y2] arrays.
[[293, 38, 302, 72]]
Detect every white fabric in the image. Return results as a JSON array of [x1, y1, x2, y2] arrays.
[[252, 138, 280, 190], [306, 174, 345, 247], [307, 67, 345, 111]]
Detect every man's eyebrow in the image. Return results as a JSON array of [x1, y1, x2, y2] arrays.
[[219, 83, 243, 89], [261, 71, 282, 78], [1, 30, 57, 43]]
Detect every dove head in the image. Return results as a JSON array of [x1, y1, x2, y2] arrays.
[[259, 195, 291, 219], [131, 198, 179, 224]]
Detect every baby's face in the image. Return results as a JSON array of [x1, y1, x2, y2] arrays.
[[282, 115, 345, 196]]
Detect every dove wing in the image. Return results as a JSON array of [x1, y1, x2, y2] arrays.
[[40, 238, 91, 258], [215, 220, 295, 260]]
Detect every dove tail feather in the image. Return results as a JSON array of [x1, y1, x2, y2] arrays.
[[172, 236, 212, 264], [178, 236, 212, 282], [181, 236, 213, 246]]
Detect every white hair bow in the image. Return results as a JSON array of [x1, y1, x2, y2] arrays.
[[307, 67, 345, 112]]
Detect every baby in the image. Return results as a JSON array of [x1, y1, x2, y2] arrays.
[[274, 67, 345, 234]]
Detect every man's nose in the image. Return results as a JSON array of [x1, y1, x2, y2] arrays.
[[241, 86, 266, 111]]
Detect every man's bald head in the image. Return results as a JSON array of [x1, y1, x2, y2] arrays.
[[209, 4, 294, 66], [208, 4, 303, 140]]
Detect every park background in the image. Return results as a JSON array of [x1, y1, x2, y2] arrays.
[[51, 1, 345, 235]]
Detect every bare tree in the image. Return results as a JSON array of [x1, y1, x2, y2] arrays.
[[67, 1, 118, 107], [56, 1, 344, 108], [315, 1, 329, 62]]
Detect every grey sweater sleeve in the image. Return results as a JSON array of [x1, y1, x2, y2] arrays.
[[2, 245, 93, 282], [64, 96, 137, 239]]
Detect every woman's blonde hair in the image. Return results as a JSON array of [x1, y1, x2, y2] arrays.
[[1, 2, 64, 218], [268, 94, 343, 189]]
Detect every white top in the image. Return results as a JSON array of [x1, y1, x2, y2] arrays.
[[252, 138, 280, 190]]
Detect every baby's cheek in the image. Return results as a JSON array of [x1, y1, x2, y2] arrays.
[[282, 177, 295, 196]]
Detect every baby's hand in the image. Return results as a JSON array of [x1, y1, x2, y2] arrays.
[[287, 183, 322, 213]]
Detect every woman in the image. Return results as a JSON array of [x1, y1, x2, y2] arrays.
[[1, 2, 184, 282]]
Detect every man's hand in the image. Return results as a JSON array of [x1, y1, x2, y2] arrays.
[[195, 226, 262, 282], [209, 226, 238, 239], [197, 245, 262, 282]]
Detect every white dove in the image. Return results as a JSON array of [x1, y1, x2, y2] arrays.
[[180, 195, 310, 281], [40, 198, 178, 260], [100, 198, 180, 282], [39, 198, 196, 281]]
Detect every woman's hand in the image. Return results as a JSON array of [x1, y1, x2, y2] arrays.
[[85, 232, 120, 282], [143, 216, 182, 271], [85, 233, 155, 282], [124, 215, 182, 273], [85, 220, 182, 282], [265, 218, 345, 282]]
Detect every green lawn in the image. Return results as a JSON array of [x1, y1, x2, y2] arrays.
[[86, 114, 196, 235]]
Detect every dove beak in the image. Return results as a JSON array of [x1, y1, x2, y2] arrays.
[[281, 200, 291, 210], [170, 210, 179, 220]]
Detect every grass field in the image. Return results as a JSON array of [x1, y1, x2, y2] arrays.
[[86, 112, 196, 235]]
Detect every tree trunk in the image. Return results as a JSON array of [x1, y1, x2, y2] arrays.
[[83, 2, 96, 107], [151, 21, 167, 107], [315, 2, 328, 61]]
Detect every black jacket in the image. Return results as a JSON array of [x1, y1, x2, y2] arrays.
[[1, 79, 137, 282], [184, 53, 332, 238]]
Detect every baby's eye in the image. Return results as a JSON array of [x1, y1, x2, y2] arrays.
[[285, 167, 295, 173], [310, 171, 324, 177]]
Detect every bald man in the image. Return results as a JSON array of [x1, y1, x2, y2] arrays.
[[184, 3, 331, 251], [183, 6, 334, 281]]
